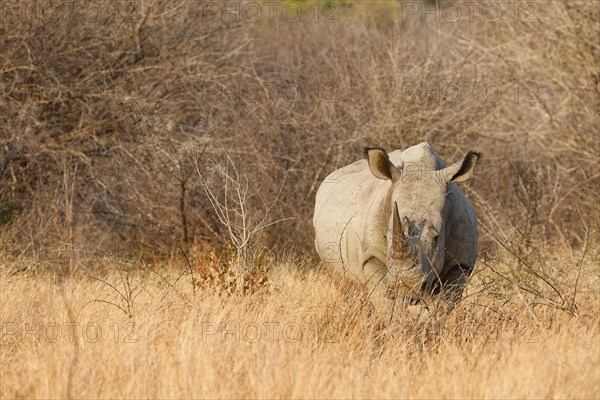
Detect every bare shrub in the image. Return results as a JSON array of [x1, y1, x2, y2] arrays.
[[196, 150, 289, 262], [0, 0, 598, 268]]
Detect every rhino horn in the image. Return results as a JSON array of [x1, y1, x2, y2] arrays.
[[393, 202, 410, 258]]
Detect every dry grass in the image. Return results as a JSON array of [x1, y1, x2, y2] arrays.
[[1, 245, 599, 399], [1, 0, 598, 257]]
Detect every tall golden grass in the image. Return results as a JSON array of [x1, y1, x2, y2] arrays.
[[1, 0, 598, 260], [1, 242, 599, 398]]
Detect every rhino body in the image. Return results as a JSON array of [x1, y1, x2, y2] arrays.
[[313, 142, 479, 298]]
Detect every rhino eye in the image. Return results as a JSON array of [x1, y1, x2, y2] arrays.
[[432, 235, 439, 246]]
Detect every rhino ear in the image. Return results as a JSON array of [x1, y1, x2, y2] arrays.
[[439, 151, 481, 183], [364, 147, 401, 181]]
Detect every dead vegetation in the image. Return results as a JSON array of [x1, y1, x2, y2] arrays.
[[0, 245, 598, 398], [1, 0, 598, 265]]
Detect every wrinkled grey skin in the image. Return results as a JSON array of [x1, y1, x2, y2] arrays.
[[313, 142, 480, 299]]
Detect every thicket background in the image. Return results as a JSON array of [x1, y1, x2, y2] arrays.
[[1, 0, 598, 272]]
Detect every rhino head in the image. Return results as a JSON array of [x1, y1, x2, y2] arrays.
[[365, 147, 480, 298]]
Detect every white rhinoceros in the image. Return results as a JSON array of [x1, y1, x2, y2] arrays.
[[313, 142, 480, 299]]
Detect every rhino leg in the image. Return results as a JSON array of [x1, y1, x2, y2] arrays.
[[362, 257, 389, 293], [440, 264, 473, 301]]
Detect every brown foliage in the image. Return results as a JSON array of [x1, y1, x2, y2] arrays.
[[1, 1, 598, 268]]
